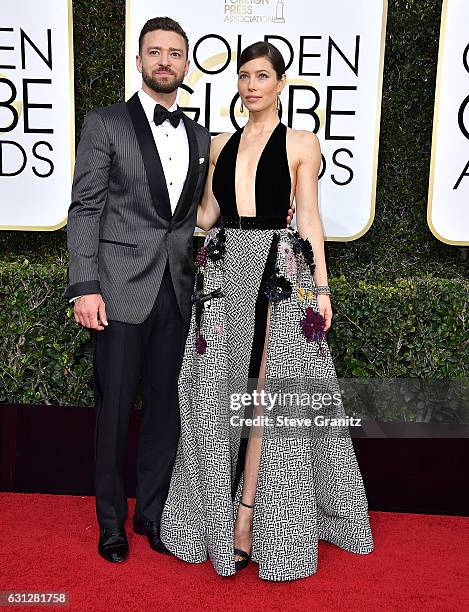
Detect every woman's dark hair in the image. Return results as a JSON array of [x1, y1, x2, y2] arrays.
[[237, 41, 285, 80], [139, 17, 189, 57]]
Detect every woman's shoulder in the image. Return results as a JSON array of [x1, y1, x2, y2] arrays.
[[286, 127, 321, 163], [211, 132, 233, 147], [286, 126, 320, 149]]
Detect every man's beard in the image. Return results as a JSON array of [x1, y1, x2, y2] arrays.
[[142, 68, 184, 94]]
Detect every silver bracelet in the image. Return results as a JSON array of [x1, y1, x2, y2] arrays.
[[314, 285, 332, 295]]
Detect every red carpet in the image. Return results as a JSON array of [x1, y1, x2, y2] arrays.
[[1, 494, 468, 611]]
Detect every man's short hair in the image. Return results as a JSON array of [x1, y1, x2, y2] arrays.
[[138, 17, 189, 57]]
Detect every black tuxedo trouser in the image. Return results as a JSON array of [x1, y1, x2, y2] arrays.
[[93, 264, 189, 529]]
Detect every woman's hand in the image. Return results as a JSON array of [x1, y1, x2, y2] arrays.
[[286, 204, 295, 226], [317, 294, 332, 332]]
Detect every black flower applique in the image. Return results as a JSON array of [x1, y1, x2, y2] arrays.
[[288, 230, 316, 277], [191, 271, 224, 356], [289, 229, 307, 256], [195, 227, 226, 271], [193, 271, 205, 332], [260, 232, 292, 303], [263, 266, 293, 303]]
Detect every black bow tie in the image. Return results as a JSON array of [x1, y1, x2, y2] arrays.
[[153, 104, 183, 128]]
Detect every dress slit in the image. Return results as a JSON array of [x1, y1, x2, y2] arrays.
[[231, 232, 277, 499]]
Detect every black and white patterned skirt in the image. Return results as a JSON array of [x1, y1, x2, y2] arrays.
[[160, 225, 374, 581]]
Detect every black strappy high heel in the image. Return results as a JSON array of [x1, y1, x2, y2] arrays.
[[234, 500, 255, 571]]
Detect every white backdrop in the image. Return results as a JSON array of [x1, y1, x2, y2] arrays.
[[126, 0, 388, 241], [0, 0, 74, 230], [428, 0, 469, 246]]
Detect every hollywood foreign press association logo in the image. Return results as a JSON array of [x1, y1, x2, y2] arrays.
[[223, 0, 286, 24]]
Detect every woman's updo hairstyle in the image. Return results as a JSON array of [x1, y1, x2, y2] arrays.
[[237, 41, 286, 80]]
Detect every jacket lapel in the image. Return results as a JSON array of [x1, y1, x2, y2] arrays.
[[126, 93, 172, 221], [172, 113, 200, 222]]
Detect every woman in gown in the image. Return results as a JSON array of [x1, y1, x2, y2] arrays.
[[160, 41, 374, 581]]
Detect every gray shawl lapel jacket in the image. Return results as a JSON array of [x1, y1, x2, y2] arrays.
[[65, 92, 210, 324]]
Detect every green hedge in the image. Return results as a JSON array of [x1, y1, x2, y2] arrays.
[[1, 261, 467, 409]]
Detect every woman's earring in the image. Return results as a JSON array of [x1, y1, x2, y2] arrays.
[[276, 94, 280, 111], [240, 99, 244, 113]]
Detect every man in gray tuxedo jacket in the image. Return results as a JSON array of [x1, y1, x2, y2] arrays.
[[65, 17, 210, 563]]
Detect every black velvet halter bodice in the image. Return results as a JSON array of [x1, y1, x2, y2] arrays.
[[212, 122, 291, 218]]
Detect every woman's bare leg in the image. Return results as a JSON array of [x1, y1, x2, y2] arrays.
[[234, 303, 271, 562]]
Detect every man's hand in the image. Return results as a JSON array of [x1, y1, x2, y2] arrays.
[[74, 294, 108, 331], [286, 204, 295, 226]]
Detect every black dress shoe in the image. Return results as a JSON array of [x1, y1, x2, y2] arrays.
[[98, 527, 129, 563], [133, 516, 172, 555]]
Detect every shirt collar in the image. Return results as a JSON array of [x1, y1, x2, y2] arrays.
[[138, 89, 179, 125]]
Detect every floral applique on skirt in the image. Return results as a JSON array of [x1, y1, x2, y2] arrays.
[[160, 226, 374, 581]]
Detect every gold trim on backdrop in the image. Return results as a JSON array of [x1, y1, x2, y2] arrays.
[[0, 0, 75, 232], [125, 0, 388, 242], [325, 0, 388, 242], [427, 0, 468, 246]]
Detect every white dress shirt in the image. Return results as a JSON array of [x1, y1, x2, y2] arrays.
[[70, 89, 189, 303], [137, 88, 189, 214]]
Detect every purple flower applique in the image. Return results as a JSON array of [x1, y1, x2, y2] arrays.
[[278, 243, 291, 256], [279, 241, 297, 278], [204, 228, 216, 244], [195, 332, 207, 355], [203, 227, 218, 249], [207, 226, 226, 262], [300, 307, 326, 355], [196, 245, 208, 268]]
